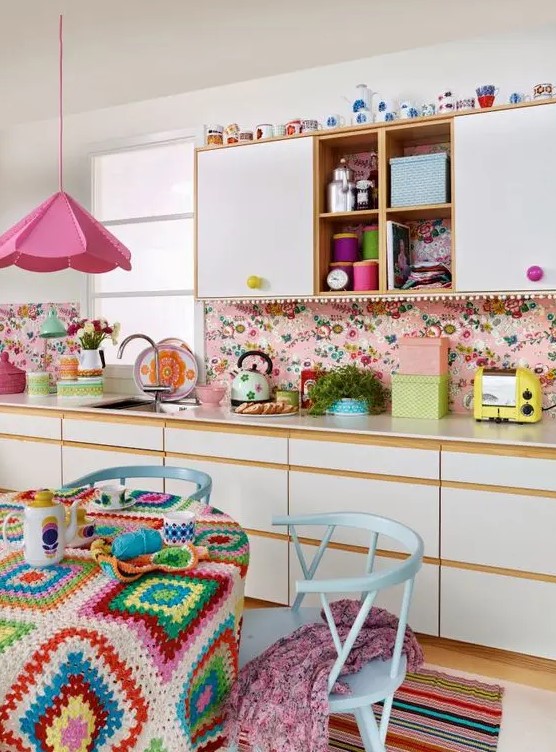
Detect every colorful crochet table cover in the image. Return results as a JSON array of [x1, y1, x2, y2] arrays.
[[0, 489, 250, 752]]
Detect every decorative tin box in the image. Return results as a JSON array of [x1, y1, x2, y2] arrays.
[[56, 378, 104, 398], [391, 373, 449, 419], [398, 336, 449, 375], [390, 152, 450, 207]]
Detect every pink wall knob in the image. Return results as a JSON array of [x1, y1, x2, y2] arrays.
[[527, 265, 544, 282]]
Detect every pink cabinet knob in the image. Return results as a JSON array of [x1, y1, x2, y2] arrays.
[[527, 265, 544, 282]]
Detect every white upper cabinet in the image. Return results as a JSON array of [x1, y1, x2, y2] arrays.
[[196, 138, 314, 298], [455, 103, 556, 292]]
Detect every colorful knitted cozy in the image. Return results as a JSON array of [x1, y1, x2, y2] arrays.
[[0, 489, 249, 752], [224, 599, 423, 752]]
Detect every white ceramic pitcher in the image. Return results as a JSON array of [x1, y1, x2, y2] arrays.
[[2, 490, 79, 567]]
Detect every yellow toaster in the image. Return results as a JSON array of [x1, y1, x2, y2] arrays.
[[474, 367, 542, 423]]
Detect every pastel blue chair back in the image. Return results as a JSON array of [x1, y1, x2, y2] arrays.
[[63, 465, 212, 504], [239, 512, 424, 752]]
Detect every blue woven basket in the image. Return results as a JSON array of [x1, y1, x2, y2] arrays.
[[390, 153, 450, 207]]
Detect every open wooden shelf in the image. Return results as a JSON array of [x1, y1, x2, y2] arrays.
[[317, 286, 453, 297], [319, 209, 379, 221], [386, 203, 452, 221], [314, 119, 455, 296]]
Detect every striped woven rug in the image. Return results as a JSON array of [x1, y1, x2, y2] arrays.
[[238, 668, 503, 751], [329, 668, 504, 752]]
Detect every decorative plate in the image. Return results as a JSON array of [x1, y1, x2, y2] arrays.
[[158, 337, 193, 354], [134, 344, 198, 402]]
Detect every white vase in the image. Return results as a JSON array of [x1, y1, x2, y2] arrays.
[[78, 349, 103, 378]]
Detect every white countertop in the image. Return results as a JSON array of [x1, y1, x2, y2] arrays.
[[1, 392, 556, 448]]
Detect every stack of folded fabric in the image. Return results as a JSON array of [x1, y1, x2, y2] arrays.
[[402, 261, 452, 289]]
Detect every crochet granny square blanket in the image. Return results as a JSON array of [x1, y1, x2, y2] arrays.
[[0, 489, 250, 752]]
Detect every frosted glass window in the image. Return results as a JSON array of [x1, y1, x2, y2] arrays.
[[96, 296, 196, 365], [94, 141, 195, 221], [95, 219, 194, 293]]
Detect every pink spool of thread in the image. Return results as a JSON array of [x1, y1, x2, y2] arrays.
[[353, 260, 379, 291]]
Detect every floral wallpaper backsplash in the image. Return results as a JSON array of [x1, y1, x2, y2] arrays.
[[205, 297, 556, 415], [0, 303, 80, 381]]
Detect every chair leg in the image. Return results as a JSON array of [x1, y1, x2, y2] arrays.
[[379, 694, 394, 743], [354, 706, 386, 752]]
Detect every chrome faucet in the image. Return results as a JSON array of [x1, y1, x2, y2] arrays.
[[117, 333, 173, 411]]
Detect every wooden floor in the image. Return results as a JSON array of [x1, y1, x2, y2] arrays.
[[244, 598, 556, 692]]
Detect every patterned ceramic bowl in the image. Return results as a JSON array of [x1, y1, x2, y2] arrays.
[[327, 398, 369, 416]]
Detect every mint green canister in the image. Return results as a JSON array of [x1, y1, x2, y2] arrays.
[[362, 225, 379, 260]]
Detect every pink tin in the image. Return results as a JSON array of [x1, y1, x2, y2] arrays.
[[398, 336, 449, 375], [0, 352, 26, 393]]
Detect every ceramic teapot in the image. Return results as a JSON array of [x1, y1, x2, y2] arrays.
[[2, 490, 80, 567], [230, 350, 273, 406]]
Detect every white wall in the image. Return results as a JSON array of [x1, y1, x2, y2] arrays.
[[1, 24, 556, 305]]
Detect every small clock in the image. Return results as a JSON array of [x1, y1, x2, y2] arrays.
[[327, 268, 349, 291]]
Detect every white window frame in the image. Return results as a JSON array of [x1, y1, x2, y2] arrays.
[[88, 127, 205, 380]]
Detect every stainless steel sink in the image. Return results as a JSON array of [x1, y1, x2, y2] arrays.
[[89, 397, 159, 412], [88, 397, 197, 413]]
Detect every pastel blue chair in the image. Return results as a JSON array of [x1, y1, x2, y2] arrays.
[[239, 512, 424, 752], [63, 465, 212, 504]]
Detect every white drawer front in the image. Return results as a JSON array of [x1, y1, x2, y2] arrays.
[[442, 487, 556, 575], [0, 438, 61, 490], [63, 418, 163, 451], [442, 450, 556, 492], [290, 544, 438, 635], [62, 446, 163, 491], [165, 457, 287, 532], [165, 428, 287, 464], [0, 412, 61, 440], [290, 439, 438, 480], [290, 471, 438, 556], [441, 567, 556, 659], [246, 534, 288, 604]]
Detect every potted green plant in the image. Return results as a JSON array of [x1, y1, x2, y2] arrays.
[[308, 364, 388, 416]]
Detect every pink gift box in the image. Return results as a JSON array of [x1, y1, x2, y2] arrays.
[[399, 336, 449, 375]]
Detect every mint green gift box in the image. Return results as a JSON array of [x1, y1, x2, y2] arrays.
[[391, 373, 449, 419]]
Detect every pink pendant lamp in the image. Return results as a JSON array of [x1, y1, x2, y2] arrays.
[[0, 16, 131, 273]]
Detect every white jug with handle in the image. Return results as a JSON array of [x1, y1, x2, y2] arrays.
[[343, 84, 378, 122], [2, 490, 80, 567]]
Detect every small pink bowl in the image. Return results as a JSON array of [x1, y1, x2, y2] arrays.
[[195, 384, 227, 406]]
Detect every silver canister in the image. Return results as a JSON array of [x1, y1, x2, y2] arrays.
[[327, 158, 356, 213]]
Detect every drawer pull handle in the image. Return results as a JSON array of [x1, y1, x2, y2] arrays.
[[527, 265, 543, 282], [247, 275, 262, 289]]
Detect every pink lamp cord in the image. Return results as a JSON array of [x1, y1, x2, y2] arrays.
[[59, 14, 63, 192]]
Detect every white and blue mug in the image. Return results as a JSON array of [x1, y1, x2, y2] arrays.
[[352, 109, 372, 125], [163, 511, 196, 546], [456, 97, 476, 111], [324, 113, 346, 129], [399, 101, 419, 119], [509, 92, 530, 104], [376, 97, 396, 114]]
